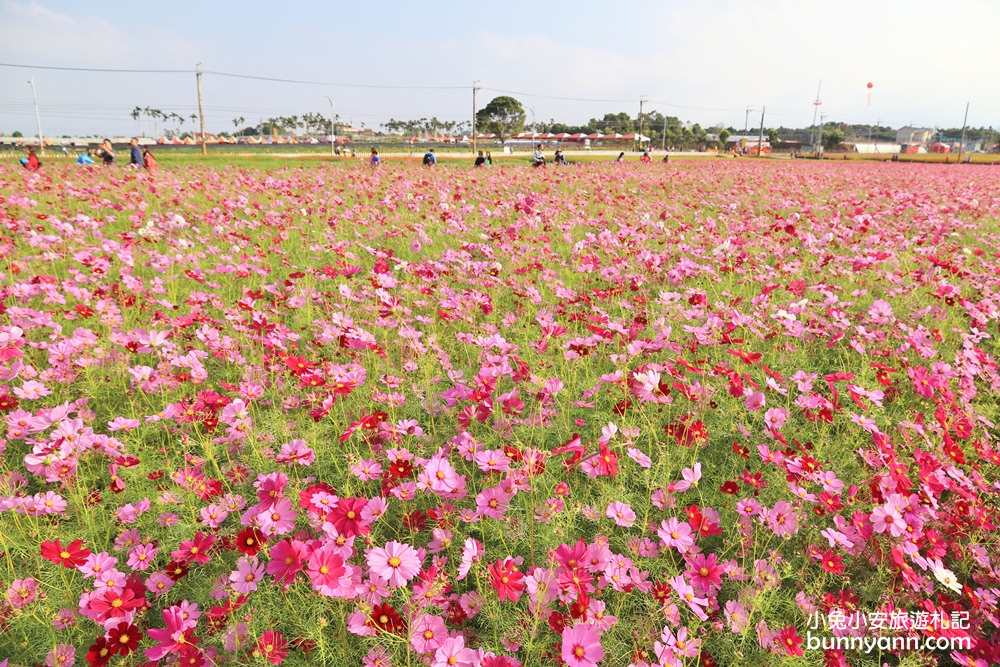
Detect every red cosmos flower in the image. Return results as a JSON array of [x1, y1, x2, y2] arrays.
[[778, 626, 804, 656], [650, 580, 672, 605], [256, 630, 289, 665], [163, 560, 190, 581], [176, 645, 206, 667], [40, 538, 91, 568], [368, 603, 406, 634], [488, 558, 525, 602], [547, 611, 567, 633], [283, 354, 315, 376], [107, 622, 141, 656], [89, 587, 144, 622], [236, 527, 267, 556], [719, 481, 740, 495], [171, 532, 216, 565], [819, 551, 846, 575], [387, 458, 414, 479], [0, 393, 18, 411], [207, 595, 247, 620], [595, 443, 619, 477], [327, 497, 368, 537], [85, 637, 113, 667]]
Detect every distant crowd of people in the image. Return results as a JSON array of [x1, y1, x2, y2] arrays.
[[20, 137, 158, 174], [21, 140, 674, 174]]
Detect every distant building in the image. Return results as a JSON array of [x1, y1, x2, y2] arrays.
[[895, 126, 934, 145]]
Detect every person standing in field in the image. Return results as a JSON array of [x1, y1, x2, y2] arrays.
[[96, 139, 115, 166], [370, 147, 381, 167], [423, 148, 436, 167], [142, 146, 158, 175], [640, 151, 652, 164], [129, 138, 142, 169], [485, 151, 492, 166], [474, 151, 487, 167], [616, 151, 625, 163]]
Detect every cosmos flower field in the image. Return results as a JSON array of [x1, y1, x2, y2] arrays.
[[1, 158, 999, 667]]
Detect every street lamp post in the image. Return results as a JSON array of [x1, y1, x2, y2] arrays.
[[27, 76, 44, 154], [324, 95, 336, 157]]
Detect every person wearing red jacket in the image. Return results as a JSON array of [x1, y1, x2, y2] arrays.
[[21, 146, 41, 170]]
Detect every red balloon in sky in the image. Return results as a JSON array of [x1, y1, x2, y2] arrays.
[[867, 82, 874, 89]]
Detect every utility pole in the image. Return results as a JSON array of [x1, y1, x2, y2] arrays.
[[957, 102, 970, 164], [757, 107, 765, 157], [472, 80, 480, 155], [744, 105, 754, 134], [195, 63, 207, 156], [27, 76, 44, 154], [810, 80, 822, 157], [819, 112, 827, 153], [638, 96, 647, 149], [661, 114, 668, 151], [324, 95, 336, 157]]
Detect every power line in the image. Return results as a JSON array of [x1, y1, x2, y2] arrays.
[[0, 62, 191, 74], [647, 99, 744, 113], [482, 87, 632, 104], [204, 70, 467, 91]]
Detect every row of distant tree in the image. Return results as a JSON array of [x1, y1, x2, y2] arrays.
[[7, 97, 994, 150]]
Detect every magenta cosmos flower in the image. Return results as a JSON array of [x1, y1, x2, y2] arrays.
[[561, 623, 604, 667], [366, 541, 422, 588]]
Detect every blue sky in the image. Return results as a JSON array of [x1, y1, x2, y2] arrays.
[[1, 0, 998, 137]]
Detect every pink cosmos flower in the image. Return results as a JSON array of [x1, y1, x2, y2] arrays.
[[350, 458, 383, 480], [562, 623, 604, 667], [457, 537, 484, 581], [6, 577, 39, 608], [78, 551, 118, 579], [766, 501, 799, 537], [256, 497, 297, 537], [476, 486, 512, 520], [229, 556, 265, 594], [44, 644, 74, 667], [686, 552, 724, 594], [363, 646, 393, 667], [366, 541, 422, 588], [763, 407, 788, 430], [657, 518, 695, 554], [307, 545, 349, 595], [145, 572, 174, 597], [144, 607, 195, 660], [200, 503, 229, 529], [670, 575, 709, 621], [409, 614, 448, 653], [419, 456, 462, 495], [588, 599, 617, 632], [871, 503, 906, 537], [433, 636, 479, 667], [605, 501, 636, 527], [744, 391, 765, 411], [276, 439, 315, 466]]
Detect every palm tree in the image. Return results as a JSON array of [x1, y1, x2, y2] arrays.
[[131, 107, 142, 136], [232, 116, 245, 137]]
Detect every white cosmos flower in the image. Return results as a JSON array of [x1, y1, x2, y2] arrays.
[[933, 566, 962, 594]]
